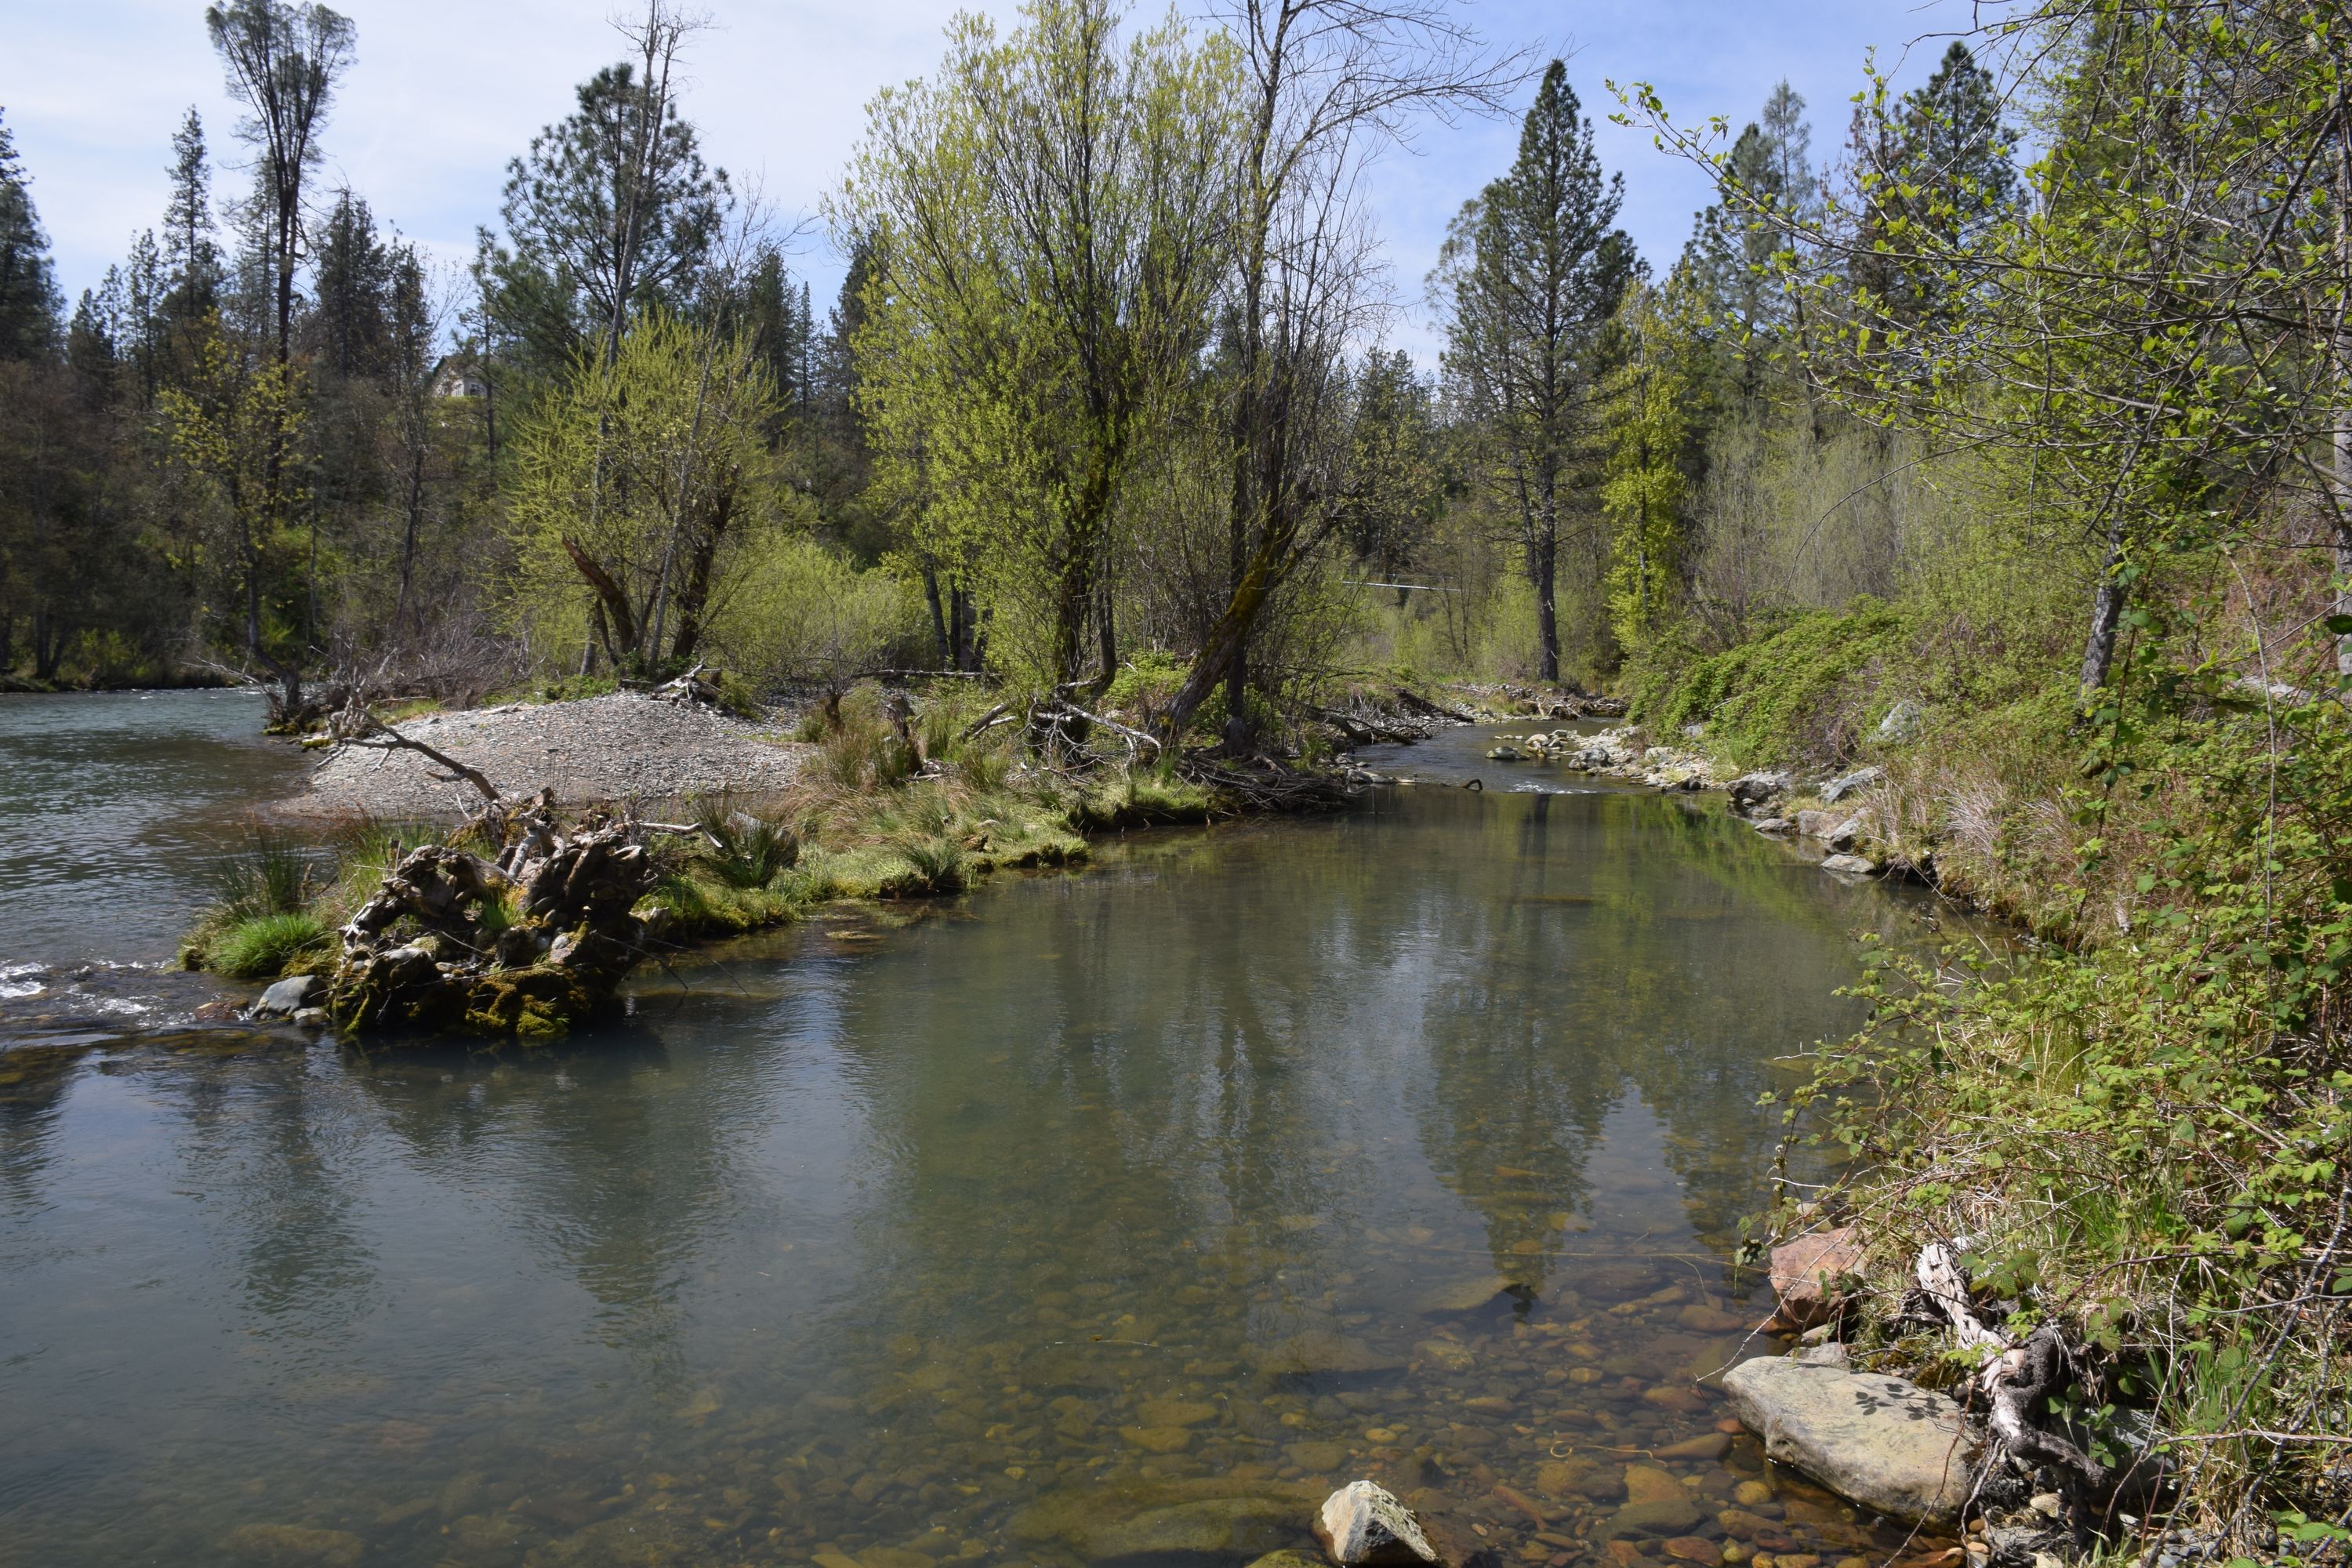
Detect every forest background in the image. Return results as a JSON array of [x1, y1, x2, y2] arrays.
[[3, 0, 2352, 1549]]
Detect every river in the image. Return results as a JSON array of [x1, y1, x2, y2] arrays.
[[0, 691, 1939, 1568]]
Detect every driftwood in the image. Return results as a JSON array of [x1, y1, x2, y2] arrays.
[[328, 803, 663, 1037], [327, 691, 502, 807], [1915, 1243, 2118, 1502]]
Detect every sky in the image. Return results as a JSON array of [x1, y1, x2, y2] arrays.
[[9, 0, 1980, 365]]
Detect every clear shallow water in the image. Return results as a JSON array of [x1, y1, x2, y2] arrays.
[[1, 706, 1943, 1568], [0, 688, 303, 967]]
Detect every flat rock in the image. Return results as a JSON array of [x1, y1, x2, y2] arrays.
[[1252, 1332, 1405, 1377], [1013, 1479, 1319, 1564], [1138, 1397, 1221, 1428], [1414, 1273, 1517, 1314], [1721, 1356, 1980, 1523], [1314, 1480, 1439, 1568], [1820, 853, 1878, 877]]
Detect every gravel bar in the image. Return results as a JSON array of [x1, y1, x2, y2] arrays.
[[287, 694, 812, 819]]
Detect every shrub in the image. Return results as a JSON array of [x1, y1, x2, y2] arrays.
[[1628, 602, 1907, 768], [690, 801, 800, 889], [208, 824, 318, 924]]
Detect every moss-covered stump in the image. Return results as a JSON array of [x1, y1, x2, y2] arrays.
[[326, 810, 661, 1038]]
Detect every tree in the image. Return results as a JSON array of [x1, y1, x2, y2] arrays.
[[1153, 0, 1530, 742], [1846, 42, 2020, 341], [495, 2, 723, 368], [1436, 62, 1635, 683], [0, 109, 62, 361], [508, 311, 786, 674], [161, 107, 222, 326], [310, 189, 393, 379], [1599, 272, 1704, 652], [205, 1, 356, 368], [841, 0, 1235, 688], [1338, 349, 1442, 586]]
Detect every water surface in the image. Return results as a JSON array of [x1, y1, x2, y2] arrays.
[[1, 703, 1936, 1568]]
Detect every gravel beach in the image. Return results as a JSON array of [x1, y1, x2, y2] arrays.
[[287, 693, 812, 818]]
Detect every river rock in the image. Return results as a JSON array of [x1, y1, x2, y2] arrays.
[[1820, 766, 1882, 804], [251, 973, 325, 1018], [1122, 1424, 1194, 1453], [1720, 1357, 1980, 1523], [1820, 854, 1878, 877], [224, 1523, 364, 1567], [1014, 1479, 1319, 1563], [1792, 809, 1838, 840], [1314, 1480, 1439, 1568], [1139, 1398, 1221, 1428], [1727, 773, 1791, 815], [1414, 1273, 1516, 1314], [1252, 1332, 1404, 1377], [1751, 816, 1795, 835], [1250, 1554, 1333, 1568], [1769, 1227, 1860, 1329]]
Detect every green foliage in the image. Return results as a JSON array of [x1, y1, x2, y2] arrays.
[[1630, 602, 1906, 768], [212, 912, 332, 980], [1784, 655, 2352, 1520]]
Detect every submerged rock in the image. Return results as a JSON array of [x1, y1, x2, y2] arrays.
[[1314, 1480, 1439, 1567], [1414, 1273, 1517, 1314], [1013, 1478, 1318, 1564], [223, 1523, 364, 1568], [1721, 1356, 1980, 1523], [1250, 1331, 1405, 1377]]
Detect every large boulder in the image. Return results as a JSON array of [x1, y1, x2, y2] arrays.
[[1314, 1481, 1439, 1568], [1769, 1225, 1860, 1329], [1722, 1357, 1980, 1523], [1727, 772, 1791, 815]]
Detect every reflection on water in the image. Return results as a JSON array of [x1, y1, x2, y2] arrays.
[[2, 723, 1943, 1568]]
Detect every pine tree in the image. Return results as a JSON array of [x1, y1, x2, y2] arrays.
[[1848, 42, 2020, 336], [0, 109, 64, 361], [310, 189, 392, 379], [1437, 61, 1635, 682], [162, 107, 222, 325]]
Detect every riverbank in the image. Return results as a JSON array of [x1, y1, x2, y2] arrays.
[[1599, 606, 2351, 1564], [184, 683, 1247, 1025], [285, 691, 812, 818]]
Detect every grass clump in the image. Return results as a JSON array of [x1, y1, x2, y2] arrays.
[[211, 912, 333, 979]]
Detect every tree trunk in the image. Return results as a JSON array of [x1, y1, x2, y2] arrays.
[[2077, 517, 2130, 708], [2335, 406, 2352, 680], [922, 566, 949, 666], [1529, 520, 1560, 685], [1094, 575, 1117, 695]]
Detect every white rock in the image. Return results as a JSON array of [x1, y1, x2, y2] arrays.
[[1312, 1481, 1438, 1568]]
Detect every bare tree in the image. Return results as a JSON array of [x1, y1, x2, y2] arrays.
[[1157, 0, 1534, 746]]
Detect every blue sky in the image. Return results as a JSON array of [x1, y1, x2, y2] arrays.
[[9, 0, 1980, 363]]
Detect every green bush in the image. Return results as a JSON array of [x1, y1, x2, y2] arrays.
[[1629, 602, 1907, 768], [690, 801, 800, 889], [209, 825, 318, 924]]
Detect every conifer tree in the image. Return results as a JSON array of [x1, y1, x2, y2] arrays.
[[1437, 62, 1635, 682], [162, 107, 222, 325], [0, 109, 63, 361]]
